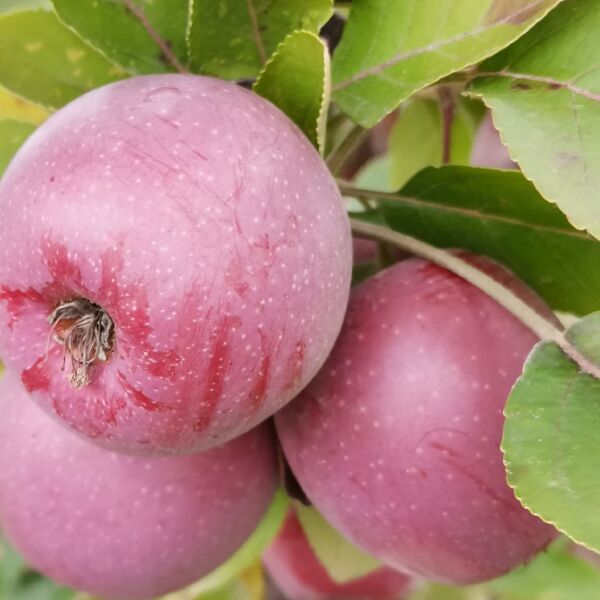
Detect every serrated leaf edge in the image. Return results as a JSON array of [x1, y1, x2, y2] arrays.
[[51, 0, 155, 76], [254, 30, 330, 153], [500, 339, 599, 553], [333, 0, 564, 127], [467, 89, 599, 240]]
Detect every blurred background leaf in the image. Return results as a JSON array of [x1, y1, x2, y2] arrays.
[[187, 0, 332, 79], [0, 5, 126, 109], [53, 0, 189, 74], [294, 504, 381, 584]]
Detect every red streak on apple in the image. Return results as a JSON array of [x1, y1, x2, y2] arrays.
[[0, 74, 352, 455]]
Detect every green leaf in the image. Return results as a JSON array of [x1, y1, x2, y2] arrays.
[[0, 1, 51, 13], [187, 0, 333, 79], [407, 540, 600, 600], [164, 564, 264, 600], [388, 98, 479, 189], [469, 0, 600, 240], [355, 154, 394, 192], [502, 312, 600, 552], [53, 0, 188, 74], [490, 539, 600, 600], [0, 119, 36, 175], [354, 166, 600, 316], [295, 504, 381, 584], [254, 31, 330, 152], [0, 88, 48, 124], [0, 8, 126, 110], [331, 0, 563, 127], [0, 538, 28, 597], [0, 538, 75, 600]]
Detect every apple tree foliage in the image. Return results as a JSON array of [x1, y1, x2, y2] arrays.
[[1, 0, 600, 598]]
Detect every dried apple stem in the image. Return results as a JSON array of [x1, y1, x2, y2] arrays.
[[48, 299, 114, 388]]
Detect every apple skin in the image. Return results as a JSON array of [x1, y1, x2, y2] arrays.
[[275, 257, 557, 584], [263, 511, 411, 600], [0, 74, 352, 455], [0, 373, 278, 600], [470, 113, 515, 169]]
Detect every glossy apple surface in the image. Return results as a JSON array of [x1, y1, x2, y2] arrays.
[[276, 257, 557, 584], [0, 373, 277, 600], [263, 511, 411, 600], [0, 74, 351, 455]]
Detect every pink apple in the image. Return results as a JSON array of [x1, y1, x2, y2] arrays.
[[263, 511, 412, 600], [0, 74, 352, 455], [0, 372, 277, 600], [275, 257, 557, 584], [470, 113, 515, 169]]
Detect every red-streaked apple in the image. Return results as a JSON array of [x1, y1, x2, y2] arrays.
[[0, 373, 278, 600], [0, 74, 352, 455], [276, 257, 557, 584], [263, 511, 412, 600]]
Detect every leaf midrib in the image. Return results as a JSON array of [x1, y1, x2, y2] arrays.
[[332, 0, 557, 92], [341, 183, 592, 240]]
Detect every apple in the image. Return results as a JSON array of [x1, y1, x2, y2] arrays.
[[275, 256, 557, 584], [0, 74, 352, 455], [0, 373, 278, 600], [263, 511, 412, 600], [470, 113, 515, 169]]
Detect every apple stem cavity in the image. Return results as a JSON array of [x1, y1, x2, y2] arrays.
[[48, 298, 114, 388], [347, 216, 600, 382]]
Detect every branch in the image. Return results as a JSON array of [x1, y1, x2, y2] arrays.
[[438, 87, 455, 164], [121, 0, 188, 74], [326, 123, 365, 175], [350, 218, 600, 381], [246, 0, 267, 66]]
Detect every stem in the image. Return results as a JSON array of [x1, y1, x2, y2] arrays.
[[121, 0, 188, 74], [349, 218, 600, 381], [326, 123, 366, 176], [49, 299, 115, 388], [246, 0, 267, 66], [438, 87, 455, 164]]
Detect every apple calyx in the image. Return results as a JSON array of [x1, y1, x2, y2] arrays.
[[48, 298, 114, 388]]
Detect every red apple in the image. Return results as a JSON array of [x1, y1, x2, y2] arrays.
[[275, 257, 557, 584], [0, 373, 277, 600], [0, 74, 352, 455], [263, 511, 412, 600]]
